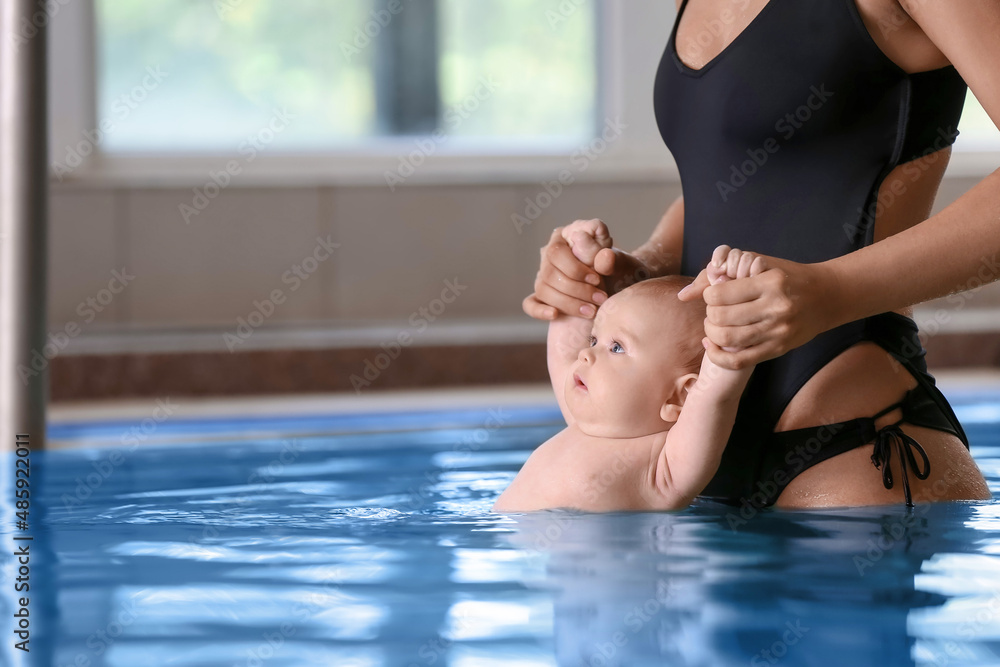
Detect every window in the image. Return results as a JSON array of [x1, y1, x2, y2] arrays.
[[51, 1, 999, 184], [94, 0, 599, 153]]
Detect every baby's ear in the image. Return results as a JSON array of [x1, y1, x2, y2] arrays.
[[660, 373, 699, 422], [660, 402, 681, 423]]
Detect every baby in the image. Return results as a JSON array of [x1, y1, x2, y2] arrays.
[[492, 238, 767, 513]]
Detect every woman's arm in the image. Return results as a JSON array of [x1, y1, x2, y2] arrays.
[[523, 196, 686, 320], [681, 167, 1000, 370], [824, 168, 1000, 327], [632, 194, 685, 280]]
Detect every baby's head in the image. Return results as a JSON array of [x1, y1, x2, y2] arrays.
[[565, 275, 706, 438]]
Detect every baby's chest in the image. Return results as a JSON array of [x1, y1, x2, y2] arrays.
[[540, 430, 659, 500]]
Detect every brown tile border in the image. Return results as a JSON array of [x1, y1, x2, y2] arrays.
[[46, 332, 1000, 401], [925, 332, 1000, 368], [50, 344, 549, 400]]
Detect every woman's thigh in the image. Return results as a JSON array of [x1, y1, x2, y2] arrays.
[[775, 422, 991, 508]]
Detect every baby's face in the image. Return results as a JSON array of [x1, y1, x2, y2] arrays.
[[565, 289, 698, 439]]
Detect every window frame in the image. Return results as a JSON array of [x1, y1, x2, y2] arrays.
[[49, 0, 999, 188]]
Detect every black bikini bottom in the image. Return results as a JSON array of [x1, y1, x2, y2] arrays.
[[755, 381, 964, 508], [741, 313, 971, 509]]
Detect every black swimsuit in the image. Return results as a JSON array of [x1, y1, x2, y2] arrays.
[[653, 0, 970, 507]]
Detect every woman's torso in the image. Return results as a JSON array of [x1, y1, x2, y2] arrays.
[[661, 0, 960, 273], [655, 0, 970, 504]]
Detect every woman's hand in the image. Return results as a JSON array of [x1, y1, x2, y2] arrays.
[[522, 219, 656, 321], [677, 251, 841, 369]]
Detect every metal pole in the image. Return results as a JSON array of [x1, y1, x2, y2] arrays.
[[1, 0, 49, 452]]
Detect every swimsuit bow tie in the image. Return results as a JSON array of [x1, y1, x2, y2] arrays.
[[869, 421, 931, 508]]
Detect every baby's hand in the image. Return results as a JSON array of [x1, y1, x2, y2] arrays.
[[706, 245, 767, 286], [559, 219, 614, 267], [705, 246, 767, 353]]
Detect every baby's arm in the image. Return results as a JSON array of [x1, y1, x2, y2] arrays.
[[546, 221, 616, 425], [547, 315, 592, 426], [651, 246, 767, 507]]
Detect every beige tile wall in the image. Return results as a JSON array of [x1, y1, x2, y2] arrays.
[[49, 189, 125, 328], [330, 184, 526, 320], [47, 175, 1000, 337], [123, 187, 328, 325]]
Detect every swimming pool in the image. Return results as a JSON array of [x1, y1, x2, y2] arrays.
[[5, 389, 1000, 667]]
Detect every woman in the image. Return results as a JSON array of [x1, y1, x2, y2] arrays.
[[523, 0, 998, 508]]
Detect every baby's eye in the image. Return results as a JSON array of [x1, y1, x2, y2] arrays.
[[587, 335, 597, 347], [610, 341, 624, 354]]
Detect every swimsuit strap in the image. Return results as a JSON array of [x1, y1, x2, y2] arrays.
[[871, 398, 905, 421]]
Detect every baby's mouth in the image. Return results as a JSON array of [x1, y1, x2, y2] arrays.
[[573, 373, 587, 390]]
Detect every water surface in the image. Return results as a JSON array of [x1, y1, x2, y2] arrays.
[[3, 398, 1000, 666]]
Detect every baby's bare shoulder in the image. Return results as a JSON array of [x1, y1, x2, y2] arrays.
[[528, 427, 669, 511]]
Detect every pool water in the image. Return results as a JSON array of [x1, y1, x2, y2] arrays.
[[4, 393, 1000, 667]]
